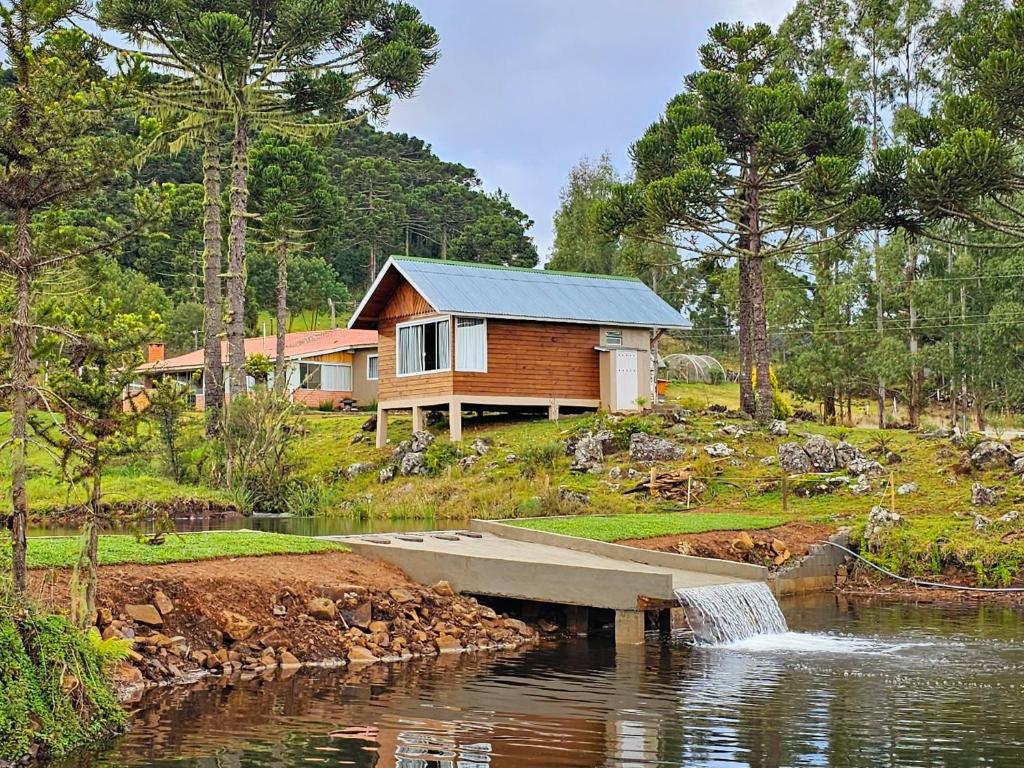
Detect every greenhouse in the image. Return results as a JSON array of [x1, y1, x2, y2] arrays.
[[662, 353, 727, 384]]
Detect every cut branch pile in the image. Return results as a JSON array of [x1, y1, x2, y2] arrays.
[[624, 467, 708, 503]]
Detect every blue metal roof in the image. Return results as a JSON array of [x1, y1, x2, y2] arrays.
[[361, 256, 686, 329]]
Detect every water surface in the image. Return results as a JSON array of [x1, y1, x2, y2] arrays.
[[60, 595, 1024, 767]]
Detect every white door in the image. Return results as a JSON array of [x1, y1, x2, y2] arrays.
[[614, 349, 639, 411]]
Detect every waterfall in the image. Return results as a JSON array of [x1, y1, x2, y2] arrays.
[[674, 582, 788, 645]]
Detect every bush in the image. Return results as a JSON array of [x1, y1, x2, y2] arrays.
[[221, 389, 302, 513], [520, 440, 562, 470], [425, 441, 462, 475], [148, 377, 191, 483]]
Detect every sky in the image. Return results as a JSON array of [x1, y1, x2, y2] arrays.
[[384, 0, 792, 261]]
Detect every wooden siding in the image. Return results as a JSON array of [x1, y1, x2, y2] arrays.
[[453, 320, 600, 399], [380, 281, 433, 321], [306, 350, 354, 364]]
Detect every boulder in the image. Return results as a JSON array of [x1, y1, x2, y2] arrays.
[[973, 514, 991, 531], [971, 482, 997, 506], [850, 477, 872, 495], [220, 610, 257, 642], [970, 441, 1014, 471], [1013, 456, 1024, 476], [125, 604, 163, 627], [378, 466, 395, 484], [768, 420, 789, 437], [95, 607, 113, 627], [847, 457, 886, 478], [470, 437, 491, 456], [410, 430, 434, 453], [731, 531, 755, 552], [307, 597, 338, 621], [399, 451, 427, 476], [458, 454, 479, 470], [345, 462, 375, 480], [570, 429, 613, 473], [777, 442, 812, 474], [834, 442, 864, 469], [360, 415, 377, 432], [628, 432, 684, 464], [704, 442, 734, 458], [885, 450, 902, 465], [896, 482, 918, 496], [803, 435, 837, 472], [607, 466, 622, 480], [999, 510, 1020, 524], [865, 506, 901, 551]]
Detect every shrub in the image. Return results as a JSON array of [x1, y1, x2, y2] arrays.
[[316, 400, 335, 412], [425, 441, 461, 475], [221, 389, 302, 513], [148, 377, 190, 483], [520, 440, 562, 471]]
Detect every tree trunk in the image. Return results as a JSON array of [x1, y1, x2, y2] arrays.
[[823, 394, 836, 426], [368, 241, 377, 283], [736, 187, 755, 416], [906, 239, 921, 427], [226, 112, 250, 398], [746, 151, 772, 423], [975, 396, 986, 432], [9, 208, 31, 594], [748, 255, 773, 423], [84, 475, 100, 625], [201, 131, 225, 436], [274, 238, 288, 394]]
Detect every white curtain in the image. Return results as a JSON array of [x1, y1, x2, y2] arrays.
[[321, 364, 352, 391], [435, 319, 450, 370], [455, 318, 486, 372], [398, 323, 425, 374]]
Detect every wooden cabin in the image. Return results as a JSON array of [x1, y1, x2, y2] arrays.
[[349, 257, 685, 446]]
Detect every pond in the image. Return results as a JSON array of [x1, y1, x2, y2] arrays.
[[28, 514, 467, 539], [59, 594, 1024, 767]]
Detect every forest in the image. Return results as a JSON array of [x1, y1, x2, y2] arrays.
[[549, 0, 1024, 432]]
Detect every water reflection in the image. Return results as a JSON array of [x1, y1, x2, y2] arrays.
[[60, 595, 1024, 767]]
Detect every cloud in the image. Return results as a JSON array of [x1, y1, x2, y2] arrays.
[[385, 0, 796, 260]]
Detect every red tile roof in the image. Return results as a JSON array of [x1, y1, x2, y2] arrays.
[[139, 329, 377, 373]]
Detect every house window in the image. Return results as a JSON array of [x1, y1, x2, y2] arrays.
[[605, 330, 624, 346], [455, 317, 487, 372], [397, 318, 450, 376], [299, 362, 322, 389], [367, 354, 379, 381]]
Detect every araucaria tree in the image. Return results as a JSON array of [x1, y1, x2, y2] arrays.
[[100, 0, 439, 400], [0, 1, 137, 594], [599, 22, 871, 422]]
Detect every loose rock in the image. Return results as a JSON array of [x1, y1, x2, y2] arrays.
[[896, 482, 918, 496], [834, 442, 864, 469], [307, 597, 338, 621], [152, 590, 174, 617], [220, 610, 257, 642], [768, 420, 789, 437], [125, 604, 163, 627], [865, 506, 902, 552], [778, 442, 812, 474], [345, 462, 375, 480], [971, 482, 998, 506], [704, 442, 734, 458], [399, 452, 427, 476], [803, 435, 837, 472], [970, 441, 1014, 471], [628, 432, 684, 464]]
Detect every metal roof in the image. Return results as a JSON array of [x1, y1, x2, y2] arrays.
[[350, 256, 686, 329]]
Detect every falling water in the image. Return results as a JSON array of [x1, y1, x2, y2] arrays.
[[675, 582, 788, 645]]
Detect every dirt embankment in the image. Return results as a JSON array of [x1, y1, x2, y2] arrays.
[[29, 498, 241, 528], [29, 552, 543, 701], [618, 521, 835, 567]]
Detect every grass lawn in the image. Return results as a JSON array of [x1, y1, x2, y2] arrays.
[[21, 531, 348, 569], [508, 512, 787, 542]]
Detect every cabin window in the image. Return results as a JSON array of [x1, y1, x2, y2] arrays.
[[298, 362, 322, 389], [397, 318, 450, 376], [455, 317, 487, 372], [605, 329, 624, 346], [367, 354, 379, 380], [298, 362, 352, 391]]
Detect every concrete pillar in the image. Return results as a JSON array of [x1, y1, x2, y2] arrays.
[[548, 401, 560, 421], [657, 608, 672, 637], [566, 605, 589, 636], [375, 406, 388, 448], [614, 610, 646, 645], [411, 405, 425, 432], [449, 400, 463, 442]]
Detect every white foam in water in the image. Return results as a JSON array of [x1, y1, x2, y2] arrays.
[[719, 632, 913, 654], [675, 582, 788, 645]]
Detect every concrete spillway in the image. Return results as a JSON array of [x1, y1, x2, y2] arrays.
[[326, 519, 768, 645]]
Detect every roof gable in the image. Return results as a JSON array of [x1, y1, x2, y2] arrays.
[[349, 256, 685, 329]]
